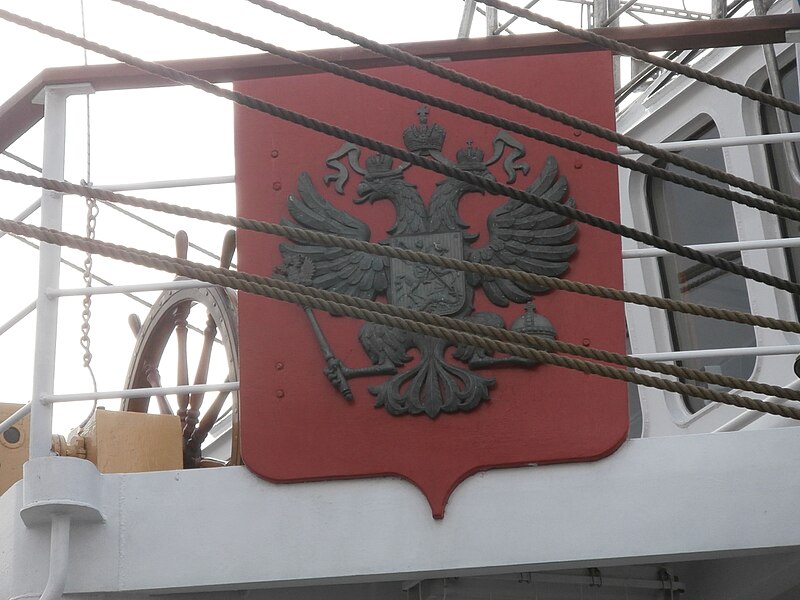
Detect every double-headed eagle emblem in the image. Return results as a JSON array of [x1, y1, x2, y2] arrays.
[[276, 107, 577, 418]]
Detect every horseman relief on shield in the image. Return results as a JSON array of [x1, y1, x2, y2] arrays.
[[275, 106, 576, 418]]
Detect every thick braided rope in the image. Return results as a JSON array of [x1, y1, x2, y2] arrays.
[[5, 168, 800, 335], [2, 217, 798, 419], [479, 0, 800, 115], [8, 231, 154, 311], [250, 291, 800, 418], [9, 211, 795, 400], [284, 284, 800, 402], [2, 9, 799, 296], [112, 0, 800, 217], [241, 0, 800, 211]]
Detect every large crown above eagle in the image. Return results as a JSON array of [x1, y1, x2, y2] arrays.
[[402, 105, 446, 154]]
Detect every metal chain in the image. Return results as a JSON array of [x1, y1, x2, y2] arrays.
[[79, 192, 100, 431], [80, 180, 98, 375]]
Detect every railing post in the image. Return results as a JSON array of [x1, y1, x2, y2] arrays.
[[28, 83, 93, 459]]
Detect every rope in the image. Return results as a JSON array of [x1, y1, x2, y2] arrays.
[[478, 0, 800, 116], [238, 0, 800, 212], [8, 232, 153, 310], [3, 167, 800, 335], [78, 1, 98, 429], [6, 9, 800, 410], [99, 200, 233, 267], [0, 11, 796, 295], [79, 0, 91, 187], [1, 216, 798, 419]]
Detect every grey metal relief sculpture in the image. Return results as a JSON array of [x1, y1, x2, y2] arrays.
[[275, 107, 577, 418]]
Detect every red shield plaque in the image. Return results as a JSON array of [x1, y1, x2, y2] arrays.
[[235, 48, 626, 518]]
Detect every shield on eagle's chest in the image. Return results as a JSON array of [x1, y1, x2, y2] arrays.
[[387, 233, 466, 315], [234, 47, 628, 519]]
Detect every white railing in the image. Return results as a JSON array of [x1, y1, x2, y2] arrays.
[[617, 130, 800, 154], [6, 86, 800, 448], [0, 83, 241, 453], [41, 382, 239, 405], [96, 175, 235, 192], [623, 236, 800, 259], [0, 402, 32, 436], [49, 279, 217, 298]]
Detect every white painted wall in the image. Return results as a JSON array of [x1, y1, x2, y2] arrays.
[[2, 428, 800, 597]]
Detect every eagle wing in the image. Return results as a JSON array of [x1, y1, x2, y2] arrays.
[[279, 172, 388, 299], [468, 156, 577, 306]]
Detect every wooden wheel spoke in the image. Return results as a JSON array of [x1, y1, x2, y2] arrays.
[[144, 361, 173, 416], [187, 313, 219, 424], [122, 230, 240, 468], [174, 302, 192, 434], [189, 385, 231, 450]]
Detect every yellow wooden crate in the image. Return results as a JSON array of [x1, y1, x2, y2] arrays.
[[78, 408, 182, 474], [0, 403, 30, 496], [0, 404, 182, 496]]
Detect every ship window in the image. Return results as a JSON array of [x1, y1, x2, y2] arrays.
[[760, 61, 800, 316], [626, 330, 642, 438], [647, 123, 756, 413]]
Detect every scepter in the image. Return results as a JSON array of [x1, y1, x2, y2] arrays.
[[274, 255, 353, 400], [274, 255, 397, 400]]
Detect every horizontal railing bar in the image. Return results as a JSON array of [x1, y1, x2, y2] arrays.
[[41, 382, 239, 404], [11, 232, 156, 315], [623, 236, 800, 258], [0, 300, 36, 337], [0, 402, 31, 435], [716, 379, 800, 432], [632, 344, 800, 362], [93, 175, 234, 192], [48, 279, 216, 298], [618, 130, 800, 154]]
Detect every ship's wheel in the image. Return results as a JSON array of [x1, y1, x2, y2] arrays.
[[121, 230, 240, 467]]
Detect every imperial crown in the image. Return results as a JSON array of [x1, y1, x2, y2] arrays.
[[455, 141, 486, 171], [403, 106, 446, 154], [511, 301, 556, 339], [365, 153, 395, 176]]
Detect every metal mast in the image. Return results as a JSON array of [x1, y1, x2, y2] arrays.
[[456, 0, 731, 97]]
